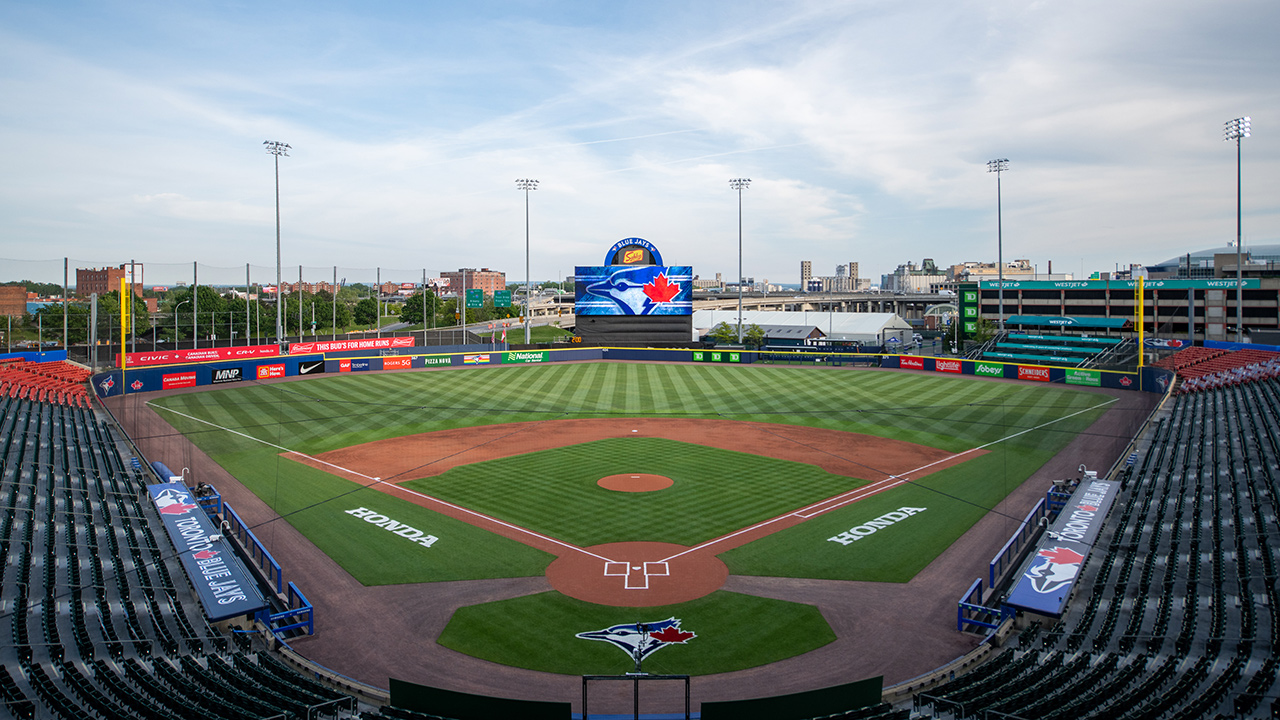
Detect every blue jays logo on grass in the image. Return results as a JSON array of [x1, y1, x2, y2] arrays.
[[575, 265, 692, 316], [576, 617, 696, 661]]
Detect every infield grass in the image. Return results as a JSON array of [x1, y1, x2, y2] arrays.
[[437, 590, 836, 675], [402, 437, 869, 547]]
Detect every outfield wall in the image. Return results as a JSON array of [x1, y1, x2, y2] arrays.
[[90, 344, 1173, 398]]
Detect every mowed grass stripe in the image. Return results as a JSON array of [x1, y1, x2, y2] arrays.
[[404, 437, 869, 547]]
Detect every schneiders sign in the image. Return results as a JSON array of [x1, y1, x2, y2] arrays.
[[346, 507, 439, 547], [827, 506, 927, 546]]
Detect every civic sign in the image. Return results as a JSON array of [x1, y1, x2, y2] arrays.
[[147, 483, 266, 621], [121, 344, 280, 367]]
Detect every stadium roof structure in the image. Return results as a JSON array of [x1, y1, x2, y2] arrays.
[[1150, 242, 1280, 271], [694, 309, 911, 343]]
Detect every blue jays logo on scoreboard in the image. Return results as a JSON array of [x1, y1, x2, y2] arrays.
[[575, 238, 692, 316]]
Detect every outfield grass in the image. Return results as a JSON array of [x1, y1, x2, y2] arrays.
[[402, 437, 869, 547], [150, 362, 1110, 584], [436, 590, 836, 675]]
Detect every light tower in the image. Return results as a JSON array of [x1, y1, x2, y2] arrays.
[[264, 140, 291, 341], [729, 178, 751, 344], [987, 159, 1009, 333], [1224, 117, 1250, 342], [516, 178, 538, 344]]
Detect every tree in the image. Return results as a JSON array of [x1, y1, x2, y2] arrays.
[[971, 317, 998, 345], [743, 324, 767, 349], [353, 297, 378, 326], [398, 290, 440, 327]]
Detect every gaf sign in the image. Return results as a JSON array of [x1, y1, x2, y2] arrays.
[[212, 367, 243, 384]]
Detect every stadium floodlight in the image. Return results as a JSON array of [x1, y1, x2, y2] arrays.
[[516, 178, 539, 344], [987, 159, 1009, 334], [1224, 117, 1250, 342], [264, 140, 291, 342], [729, 178, 751, 344]]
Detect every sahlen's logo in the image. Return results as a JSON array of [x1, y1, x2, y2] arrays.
[[576, 618, 695, 661]]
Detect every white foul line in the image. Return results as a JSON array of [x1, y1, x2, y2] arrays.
[[149, 402, 615, 564], [660, 396, 1118, 564]]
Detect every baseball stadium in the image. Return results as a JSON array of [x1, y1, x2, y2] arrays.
[[7, 313, 1279, 719]]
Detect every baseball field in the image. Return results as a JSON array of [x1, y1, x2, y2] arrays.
[[147, 361, 1113, 677]]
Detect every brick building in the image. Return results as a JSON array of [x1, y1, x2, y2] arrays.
[[0, 286, 25, 317], [77, 264, 143, 298], [440, 268, 506, 298]]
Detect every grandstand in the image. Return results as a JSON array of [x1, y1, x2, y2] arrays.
[[915, 376, 1280, 718], [0, 389, 359, 719], [1153, 346, 1280, 393]]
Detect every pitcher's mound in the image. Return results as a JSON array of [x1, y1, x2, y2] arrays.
[[598, 474, 673, 492]]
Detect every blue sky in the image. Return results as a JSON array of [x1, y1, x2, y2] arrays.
[[1, 0, 1277, 287]]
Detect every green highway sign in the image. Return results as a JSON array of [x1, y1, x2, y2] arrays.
[[494, 290, 512, 308], [465, 289, 484, 309]]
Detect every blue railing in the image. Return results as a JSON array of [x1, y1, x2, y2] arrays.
[[258, 581, 314, 637], [957, 578, 1015, 634], [988, 497, 1048, 588], [223, 503, 284, 594]]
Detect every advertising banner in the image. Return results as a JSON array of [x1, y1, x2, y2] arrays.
[[349, 359, 373, 372], [934, 358, 962, 374], [974, 362, 1005, 378], [146, 483, 266, 621], [503, 351, 548, 364], [298, 359, 326, 375], [1065, 369, 1101, 387], [418, 356, 451, 367], [162, 371, 198, 389], [463, 354, 491, 365], [121, 344, 280, 367], [383, 356, 413, 370], [255, 364, 286, 379], [982, 278, 1260, 291], [211, 367, 243, 384], [338, 359, 352, 373], [574, 265, 693, 316], [1006, 478, 1119, 617], [1017, 365, 1051, 382], [289, 337, 414, 354], [899, 356, 925, 370]]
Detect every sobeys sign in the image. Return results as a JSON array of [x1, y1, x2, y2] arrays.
[[503, 350, 548, 364], [1065, 369, 1101, 387], [975, 362, 1005, 378]]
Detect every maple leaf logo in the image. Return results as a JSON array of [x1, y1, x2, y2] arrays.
[[158, 501, 198, 516], [1039, 546, 1084, 566], [1078, 505, 1097, 512], [192, 549, 219, 560], [649, 626, 695, 644], [643, 273, 679, 304]]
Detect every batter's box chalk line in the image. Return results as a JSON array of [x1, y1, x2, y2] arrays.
[[604, 560, 671, 589]]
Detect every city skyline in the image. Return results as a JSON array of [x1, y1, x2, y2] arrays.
[[1, 1, 1276, 286]]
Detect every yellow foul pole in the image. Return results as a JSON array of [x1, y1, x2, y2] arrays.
[[1136, 276, 1145, 368]]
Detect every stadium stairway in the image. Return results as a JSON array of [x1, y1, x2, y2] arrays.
[[913, 378, 1280, 719]]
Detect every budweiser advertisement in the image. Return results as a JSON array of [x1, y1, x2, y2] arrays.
[[289, 337, 415, 354], [120, 344, 281, 367]]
